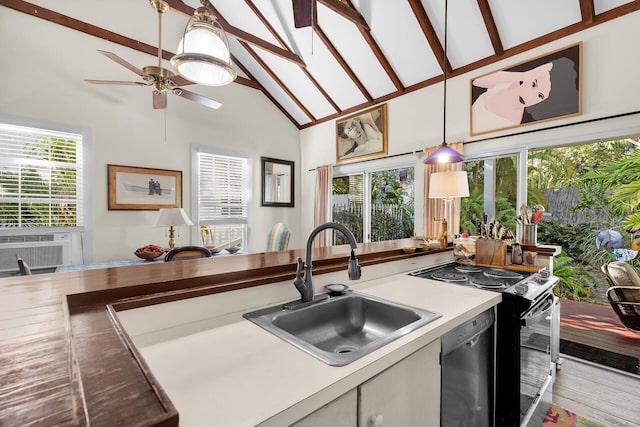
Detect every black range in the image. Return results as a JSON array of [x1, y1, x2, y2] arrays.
[[409, 262, 559, 427]]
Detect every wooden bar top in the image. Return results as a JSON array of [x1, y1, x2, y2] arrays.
[[0, 239, 443, 426]]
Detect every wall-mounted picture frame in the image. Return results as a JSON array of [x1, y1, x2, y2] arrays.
[[261, 157, 294, 207], [470, 42, 582, 136], [336, 103, 387, 164], [108, 164, 182, 210]]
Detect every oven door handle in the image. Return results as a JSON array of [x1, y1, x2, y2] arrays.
[[521, 295, 554, 327]]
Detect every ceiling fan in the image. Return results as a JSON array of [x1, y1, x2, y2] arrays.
[[85, 0, 222, 110]]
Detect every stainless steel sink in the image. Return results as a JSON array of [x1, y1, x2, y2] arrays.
[[243, 292, 441, 366]]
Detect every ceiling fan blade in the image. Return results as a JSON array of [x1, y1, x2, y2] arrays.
[[85, 79, 146, 86], [153, 91, 168, 109], [172, 88, 222, 110], [97, 50, 145, 76], [168, 74, 196, 87], [292, 0, 317, 28]]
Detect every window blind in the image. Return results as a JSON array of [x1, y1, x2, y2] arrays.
[[197, 151, 248, 224], [0, 123, 83, 227]]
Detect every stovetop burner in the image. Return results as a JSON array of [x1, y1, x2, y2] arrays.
[[483, 269, 524, 280], [455, 265, 482, 273], [470, 277, 508, 290], [430, 272, 468, 283]]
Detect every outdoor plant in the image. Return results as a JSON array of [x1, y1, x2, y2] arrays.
[[551, 251, 598, 301], [574, 149, 640, 233]]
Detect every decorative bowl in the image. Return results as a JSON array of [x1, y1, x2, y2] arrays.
[[226, 246, 241, 254], [401, 247, 416, 254], [134, 250, 164, 261]]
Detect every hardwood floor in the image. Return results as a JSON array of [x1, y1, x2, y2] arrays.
[[559, 299, 640, 374], [552, 355, 640, 427]]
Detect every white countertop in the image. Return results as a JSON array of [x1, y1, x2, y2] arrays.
[[118, 273, 501, 426]]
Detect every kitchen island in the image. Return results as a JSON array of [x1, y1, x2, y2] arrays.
[[0, 240, 498, 426]]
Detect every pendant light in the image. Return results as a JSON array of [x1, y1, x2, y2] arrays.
[[171, 0, 237, 86], [424, 0, 464, 165]]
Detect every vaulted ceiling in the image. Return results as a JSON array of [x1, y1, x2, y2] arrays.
[[5, 0, 640, 129]]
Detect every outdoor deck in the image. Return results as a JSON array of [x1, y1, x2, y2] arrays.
[[559, 298, 640, 374]]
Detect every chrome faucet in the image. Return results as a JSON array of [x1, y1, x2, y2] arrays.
[[293, 222, 362, 303]]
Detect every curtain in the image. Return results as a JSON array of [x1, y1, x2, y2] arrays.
[[423, 142, 464, 239], [314, 165, 333, 247]]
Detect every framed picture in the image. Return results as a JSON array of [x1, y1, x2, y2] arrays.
[[261, 157, 294, 207], [108, 164, 182, 210], [336, 104, 387, 163], [470, 42, 582, 136]]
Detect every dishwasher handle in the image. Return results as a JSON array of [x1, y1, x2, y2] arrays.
[[442, 326, 490, 355]]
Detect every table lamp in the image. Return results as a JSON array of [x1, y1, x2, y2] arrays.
[[153, 208, 194, 249], [429, 171, 469, 244]]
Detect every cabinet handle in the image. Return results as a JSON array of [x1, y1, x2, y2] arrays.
[[369, 414, 383, 427]]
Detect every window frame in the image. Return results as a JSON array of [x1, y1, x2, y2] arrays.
[[191, 145, 250, 249], [332, 158, 416, 243], [0, 115, 91, 231]]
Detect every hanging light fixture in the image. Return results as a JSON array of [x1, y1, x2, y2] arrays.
[[171, 0, 237, 86], [424, 0, 464, 165]]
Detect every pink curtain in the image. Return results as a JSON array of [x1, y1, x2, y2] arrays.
[[314, 165, 333, 247], [423, 142, 464, 239]]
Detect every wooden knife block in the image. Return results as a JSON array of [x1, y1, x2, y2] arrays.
[[476, 239, 507, 266]]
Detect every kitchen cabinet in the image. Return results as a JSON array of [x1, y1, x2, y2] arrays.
[[292, 339, 441, 427], [292, 389, 357, 427], [359, 339, 441, 427]]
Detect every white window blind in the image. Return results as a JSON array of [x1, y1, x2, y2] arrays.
[[197, 150, 248, 249], [0, 123, 83, 228]]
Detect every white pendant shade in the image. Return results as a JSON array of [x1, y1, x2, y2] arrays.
[[429, 171, 469, 199], [171, 5, 237, 86]]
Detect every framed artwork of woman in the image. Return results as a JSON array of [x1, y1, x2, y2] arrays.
[[470, 43, 582, 136]]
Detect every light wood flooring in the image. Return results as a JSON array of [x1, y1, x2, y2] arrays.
[[552, 354, 640, 426]]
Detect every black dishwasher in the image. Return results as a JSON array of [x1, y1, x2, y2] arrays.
[[441, 308, 496, 427]]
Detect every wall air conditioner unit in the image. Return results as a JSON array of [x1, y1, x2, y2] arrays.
[[0, 233, 72, 273]]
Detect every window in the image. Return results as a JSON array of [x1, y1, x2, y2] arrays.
[[0, 123, 83, 228], [332, 166, 414, 244], [195, 148, 248, 249], [461, 155, 519, 236]]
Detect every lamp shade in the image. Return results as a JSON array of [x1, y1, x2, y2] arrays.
[[171, 6, 237, 86], [429, 171, 469, 199], [424, 144, 464, 164], [153, 208, 194, 227]]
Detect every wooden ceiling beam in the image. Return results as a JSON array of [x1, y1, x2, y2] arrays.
[[407, 0, 452, 75], [240, 41, 316, 122], [579, 0, 596, 25], [314, 25, 373, 103], [343, 0, 404, 91], [244, 0, 341, 113], [476, 0, 504, 57], [318, 0, 369, 30], [166, 0, 306, 67]]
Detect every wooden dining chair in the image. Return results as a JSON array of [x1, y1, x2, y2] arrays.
[[602, 261, 640, 333], [164, 246, 212, 262]]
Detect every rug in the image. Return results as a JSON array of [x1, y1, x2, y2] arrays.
[[542, 403, 605, 427]]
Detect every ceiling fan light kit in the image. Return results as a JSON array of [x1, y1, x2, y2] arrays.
[[84, 0, 225, 110], [171, 1, 237, 86]]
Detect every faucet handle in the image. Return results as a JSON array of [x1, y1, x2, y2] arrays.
[[348, 250, 362, 280]]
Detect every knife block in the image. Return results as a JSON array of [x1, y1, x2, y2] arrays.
[[476, 238, 507, 266]]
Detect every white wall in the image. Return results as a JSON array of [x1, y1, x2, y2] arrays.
[[300, 11, 640, 240], [0, 7, 303, 262]]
